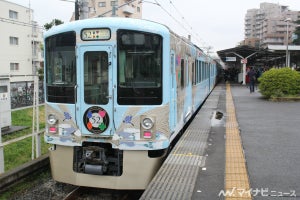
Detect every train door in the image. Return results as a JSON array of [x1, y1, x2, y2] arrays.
[[170, 51, 177, 132], [77, 46, 114, 136], [184, 56, 192, 122]]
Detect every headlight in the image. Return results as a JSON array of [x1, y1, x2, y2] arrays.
[[142, 117, 154, 129], [47, 114, 57, 125]]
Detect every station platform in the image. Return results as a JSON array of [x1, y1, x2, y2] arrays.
[[140, 83, 300, 200]]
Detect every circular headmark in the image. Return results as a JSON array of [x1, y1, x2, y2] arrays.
[[83, 106, 109, 134]]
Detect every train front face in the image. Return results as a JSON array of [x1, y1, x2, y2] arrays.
[[44, 18, 171, 189]]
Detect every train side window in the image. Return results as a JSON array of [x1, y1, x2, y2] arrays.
[[186, 58, 189, 86], [206, 63, 209, 79], [200, 61, 203, 82], [198, 60, 201, 83], [181, 59, 184, 89], [192, 61, 195, 85]]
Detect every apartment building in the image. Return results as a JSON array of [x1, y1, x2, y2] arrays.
[[0, 0, 43, 81], [71, 0, 143, 20], [0, 0, 43, 108], [244, 2, 299, 48]]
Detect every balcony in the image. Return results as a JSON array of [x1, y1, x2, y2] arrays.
[[122, 5, 134, 14]]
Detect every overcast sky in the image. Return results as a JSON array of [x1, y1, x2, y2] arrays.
[[7, 0, 300, 54]]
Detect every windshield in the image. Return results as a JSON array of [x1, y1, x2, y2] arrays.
[[45, 31, 76, 103], [117, 30, 162, 105]]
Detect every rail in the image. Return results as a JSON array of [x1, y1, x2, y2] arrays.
[[0, 154, 49, 192]]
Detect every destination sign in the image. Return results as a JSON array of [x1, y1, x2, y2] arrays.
[[81, 28, 111, 40]]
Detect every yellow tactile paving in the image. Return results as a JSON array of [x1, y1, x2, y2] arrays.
[[226, 134, 241, 140], [226, 140, 242, 146], [225, 83, 252, 200], [226, 163, 248, 174]]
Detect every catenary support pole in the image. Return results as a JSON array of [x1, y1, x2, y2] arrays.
[[0, 103, 4, 173]]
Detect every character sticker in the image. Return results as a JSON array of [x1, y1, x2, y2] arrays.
[[83, 106, 109, 134]]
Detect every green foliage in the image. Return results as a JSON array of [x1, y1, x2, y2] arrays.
[[258, 67, 300, 99], [38, 67, 44, 81], [3, 106, 50, 172], [4, 137, 50, 171], [44, 19, 64, 31]]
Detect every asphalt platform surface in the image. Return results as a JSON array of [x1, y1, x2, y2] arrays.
[[231, 85, 300, 199], [193, 84, 300, 200]]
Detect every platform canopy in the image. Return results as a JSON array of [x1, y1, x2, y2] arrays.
[[217, 45, 286, 67]]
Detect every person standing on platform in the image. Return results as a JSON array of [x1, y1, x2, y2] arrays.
[[247, 67, 256, 93]]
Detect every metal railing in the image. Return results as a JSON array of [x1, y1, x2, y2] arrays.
[[0, 75, 41, 174]]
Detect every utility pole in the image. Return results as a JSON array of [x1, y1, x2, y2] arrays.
[[80, 0, 89, 19], [75, 0, 79, 20], [75, 0, 88, 20], [112, 0, 118, 16]]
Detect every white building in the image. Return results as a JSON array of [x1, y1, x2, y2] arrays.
[[0, 0, 44, 108], [0, 0, 43, 84]]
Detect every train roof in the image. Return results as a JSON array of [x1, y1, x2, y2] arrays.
[[44, 17, 211, 60], [44, 17, 170, 38]]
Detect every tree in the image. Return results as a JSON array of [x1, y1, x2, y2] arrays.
[[292, 20, 300, 45], [44, 19, 64, 31]]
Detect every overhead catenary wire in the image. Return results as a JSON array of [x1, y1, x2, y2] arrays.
[[145, 0, 212, 52], [168, 0, 193, 33], [167, 0, 208, 49]]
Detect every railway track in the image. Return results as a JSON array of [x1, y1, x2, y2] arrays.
[[64, 186, 143, 200], [2, 171, 143, 200], [0, 157, 143, 200], [1, 99, 200, 199]]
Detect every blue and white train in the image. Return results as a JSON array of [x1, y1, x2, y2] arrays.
[[44, 17, 219, 189]]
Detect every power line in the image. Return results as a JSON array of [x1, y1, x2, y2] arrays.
[[168, 0, 193, 31], [144, 0, 211, 51], [0, 17, 44, 30], [166, 0, 210, 50], [153, 0, 189, 33]]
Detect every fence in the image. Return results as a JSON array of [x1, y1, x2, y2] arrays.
[[0, 75, 41, 174], [10, 81, 44, 109]]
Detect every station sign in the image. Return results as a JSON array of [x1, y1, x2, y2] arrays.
[[241, 58, 247, 64], [225, 57, 236, 62]]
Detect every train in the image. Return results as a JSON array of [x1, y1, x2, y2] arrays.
[[44, 17, 220, 190]]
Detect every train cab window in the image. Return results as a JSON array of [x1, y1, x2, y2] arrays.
[[84, 51, 109, 105], [45, 31, 76, 103], [117, 30, 162, 105]]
